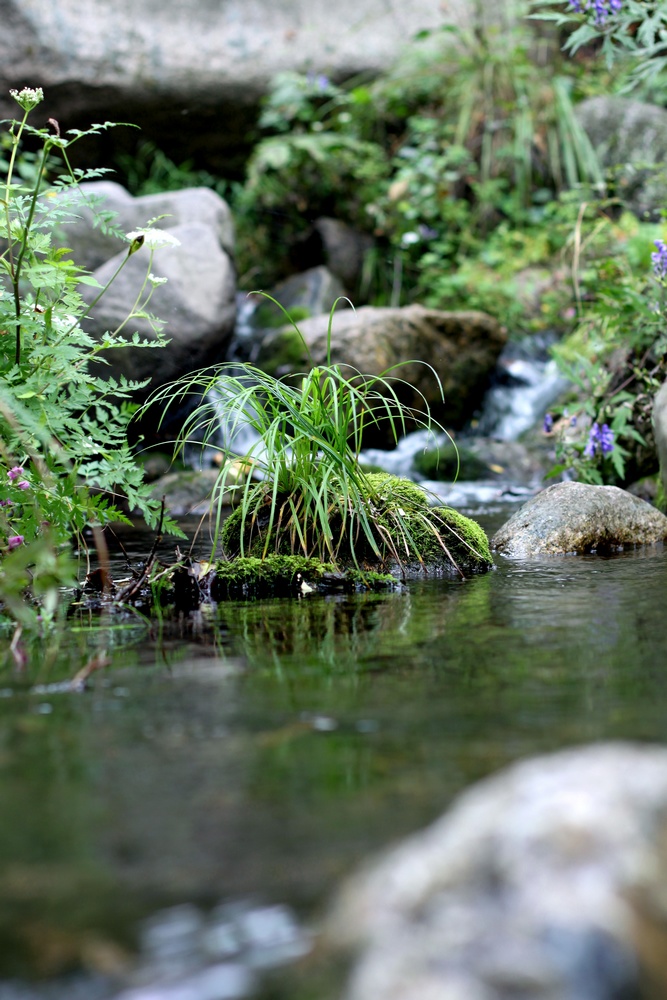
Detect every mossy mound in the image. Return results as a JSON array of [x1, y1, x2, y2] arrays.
[[209, 555, 396, 599], [363, 473, 492, 574], [221, 472, 493, 582]]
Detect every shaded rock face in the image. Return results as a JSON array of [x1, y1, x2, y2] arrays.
[[256, 305, 507, 438], [576, 96, 667, 219], [491, 481, 667, 557], [328, 743, 667, 1000]]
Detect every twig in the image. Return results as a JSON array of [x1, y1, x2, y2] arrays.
[[115, 498, 166, 603]]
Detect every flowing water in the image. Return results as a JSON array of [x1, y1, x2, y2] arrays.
[[1, 507, 667, 1000]]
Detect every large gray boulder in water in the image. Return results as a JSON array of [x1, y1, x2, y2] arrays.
[[328, 743, 667, 1000], [491, 480, 667, 556]]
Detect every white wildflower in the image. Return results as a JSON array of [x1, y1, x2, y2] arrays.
[[125, 228, 181, 251], [148, 273, 168, 287], [9, 87, 44, 112]]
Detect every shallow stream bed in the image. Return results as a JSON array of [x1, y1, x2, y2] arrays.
[[1, 505, 666, 998]]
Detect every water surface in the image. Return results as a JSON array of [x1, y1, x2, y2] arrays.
[[0, 510, 666, 996]]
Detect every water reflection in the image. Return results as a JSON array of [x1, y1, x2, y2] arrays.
[[1, 537, 667, 996]]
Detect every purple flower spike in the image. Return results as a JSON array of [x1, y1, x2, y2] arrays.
[[584, 422, 599, 458], [543, 413, 554, 434], [7, 535, 24, 550], [652, 240, 667, 279], [584, 421, 614, 459], [568, 0, 622, 25], [7, 466, 24, 481], [599, 423, 615, 454]]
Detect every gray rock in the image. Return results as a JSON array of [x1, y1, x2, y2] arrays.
[[329, 743, 667, 1000], [256, 305, 507, 433], [490, 480, 667, 556], [150, 469, 223, 518], [257, 266, 346, 326], [301, 218, 374, 291], [0, 0, 498, 168], [576, 96, 667, 219], [82, 221, 236, 389], [55, 181, 235, 272]]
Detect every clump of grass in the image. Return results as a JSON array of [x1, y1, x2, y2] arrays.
[[146, 296, 491, 578]]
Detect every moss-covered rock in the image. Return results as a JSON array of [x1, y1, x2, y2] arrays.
[[208, 554, 396, 599], [221, 472, 493, 582]]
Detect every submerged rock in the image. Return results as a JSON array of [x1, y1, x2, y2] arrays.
[[328, 743, 667, 1000], [491, 480, 667, 556]]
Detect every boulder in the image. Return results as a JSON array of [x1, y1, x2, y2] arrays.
[[576, 96, 667, 219], [290, 218, 375, 291], [245, 267, 348, 331], [55, 181, 236, 271], [490, 480, 667, 557], [256, 305, 507, 435], [0, 0, 487, 171], [329, 743, 667, 1000], [81, 221, 236, 390]]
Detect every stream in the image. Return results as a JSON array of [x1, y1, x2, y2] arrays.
[[1, 505, 667, 1000]]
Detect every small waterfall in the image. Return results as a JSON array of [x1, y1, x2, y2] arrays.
[[473, 332, 569, 441], [359, 333, 568, 508]]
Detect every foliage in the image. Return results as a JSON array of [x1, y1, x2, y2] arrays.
[[534, 1, 667, 487], [531, 0, 667, 87], [117, 138, 231, 199], [145, 298, 490, 578], [0, 88, 182, 626], [231, 72, 388, 287], [221, 1, 607, 319], [544, 205, 667, 485]]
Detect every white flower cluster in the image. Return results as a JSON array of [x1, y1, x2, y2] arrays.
[[148, 273, 168, 287], [9, 87, 44, 112], [126, 228, 181, 251]]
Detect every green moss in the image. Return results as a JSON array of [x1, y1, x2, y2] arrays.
[[209, 554, 395, 599], [364, 473, 493, 573], [412, 443, 489, 481], [254, 303, 311, 329], [256, 327, 309, 376]]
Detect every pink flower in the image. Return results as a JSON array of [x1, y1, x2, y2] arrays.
[[7, 535, 24, 550], [17, 481, 30, 490], [7, 466, 24, 481]]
